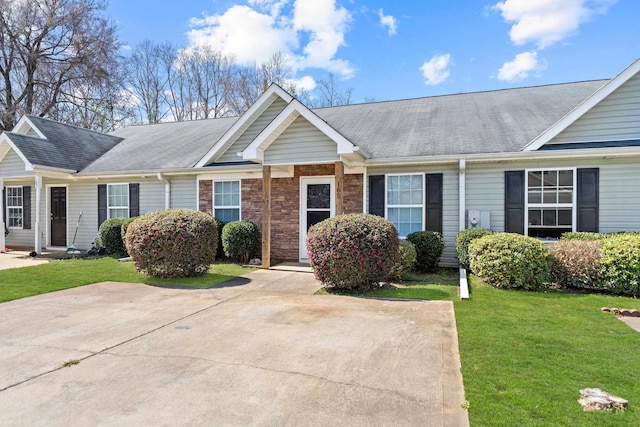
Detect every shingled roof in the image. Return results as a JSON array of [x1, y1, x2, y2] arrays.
[[7, 116, 123, 171]]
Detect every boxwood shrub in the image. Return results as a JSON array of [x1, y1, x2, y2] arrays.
[[549, 239, 603, 290], [212, 217, 225, 259], [456, 228, 494, 271], [99, 217, 129, 256], [221, 220, 261, 263], [125, 209, 217, 278], [306, 213, 400, 291], [601, 234, 640, 297], [560, 232, 607, 241], [389, 240, 417, 281], [406, 230, 444, 272], [120, 217, 138, 249], [469, 233, 551, 290]]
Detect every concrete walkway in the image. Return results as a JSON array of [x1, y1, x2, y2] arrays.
[[0, 268, 468, 426], [0, 250, 50, 270]]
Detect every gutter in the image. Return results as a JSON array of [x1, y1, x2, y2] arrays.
[[157, 173, 170, 209]]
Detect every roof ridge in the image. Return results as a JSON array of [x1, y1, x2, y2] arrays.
[[26, 115, 123, 140]]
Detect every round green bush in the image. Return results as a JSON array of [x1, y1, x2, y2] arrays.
[[549, 240, 603, 290], [125, 209, 217, 278], [221, 221, 260, 263], [99, 217, 128, 256], [601, 234, 640, 297], [406, 230, 444, 272], [212, 217, 225, 259], [389, 240, 417, 281], [560, 232, 607, 241], [456, 228, 494, 271], [120, 217, 138, 247], [306, 213, 400, 291], [468, 233, 551, 290]]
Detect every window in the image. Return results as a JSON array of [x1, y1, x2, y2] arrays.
[[107, 184, 129, 219], [6, 186, 23, 228], [213, 181, 240, 223], [386, 174, 423, 237], [526, 169, 574, 238]]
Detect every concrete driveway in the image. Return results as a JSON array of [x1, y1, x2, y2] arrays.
[[0, 269, 468, 426]]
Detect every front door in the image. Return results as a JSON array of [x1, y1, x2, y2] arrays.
[[50, 187, 67, 247], [299, 177, 335, 262]]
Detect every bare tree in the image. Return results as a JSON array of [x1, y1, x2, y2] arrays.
[[0, 0, 122, 131], [309, 73, 353, 108]]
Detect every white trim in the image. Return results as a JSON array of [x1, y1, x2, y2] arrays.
[[459, 159, 466, 232], [0, 134, 34, 171], [106, 183, 130, 219], [45, 184, 69, 249], [34, 175, 42, 253], [524, 168, 576, 237], [13, 116, 47, 139], [299, 176, 335, 262], [5, 185, 24, 229], [524, 57, 640, 151], [0, 177, 4, 252], [243, 99, 360, 163], [195, 84, 294, 167], [385, 173, 425, 239], [212, 179, 242, 222]]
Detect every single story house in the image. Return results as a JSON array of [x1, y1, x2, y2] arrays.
[[1, 57, 639, 268]]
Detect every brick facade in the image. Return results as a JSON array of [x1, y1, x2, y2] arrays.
[[198, 180, 212, 214], [199, 164, 364, 262]]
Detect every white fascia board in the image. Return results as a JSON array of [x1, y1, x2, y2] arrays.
[[242, 99, 358, 162], [194, 84, 294, 167], [13, 115, 46, 139], [524, 57, 640, 152], [0, 134, 34, 171]]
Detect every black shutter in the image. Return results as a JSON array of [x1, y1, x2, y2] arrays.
[[98, 184, 107, 228], [2, 187, 6, 234], [129, 183, 139, 217], [576, 168, 599, 232], [22, 186, 31, 230], [505, 170, 525, 234], [425, 173, 443, 233], [368, 175, 385, 217]]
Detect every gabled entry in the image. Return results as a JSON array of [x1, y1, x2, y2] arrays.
[[299, 176, 335, 262]]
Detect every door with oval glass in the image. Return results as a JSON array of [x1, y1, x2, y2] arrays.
[[299, 176, 335, 262]]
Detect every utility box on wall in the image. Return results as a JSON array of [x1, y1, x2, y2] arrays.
[[468, 210, 490, 229]]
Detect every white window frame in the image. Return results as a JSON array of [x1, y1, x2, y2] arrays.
[[107, 183, 130, 219], [213, 180, 241, 223], [6, 186, 23, 229], [385, 173, 425, 238], [524, 168, 576, 237]]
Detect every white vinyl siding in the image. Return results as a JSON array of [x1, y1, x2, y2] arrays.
[[170, 176, 198, 209], [0, 150, 31, 177], [107, 184, 129, 219], [217, 99, 288, 162], [213, 180, 240, 223], [3, 180, 34, 247], [549, 73, 640, 144], [6, 186, 23, 228], [263, 116, 339, 165]]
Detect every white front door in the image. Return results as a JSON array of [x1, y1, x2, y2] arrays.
[[299, 176, 335, 262]]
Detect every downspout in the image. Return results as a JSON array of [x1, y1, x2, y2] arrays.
[[459, 159, 466, 232], [157, 173, 170, 209]]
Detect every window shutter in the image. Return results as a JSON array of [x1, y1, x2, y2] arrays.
[[425, 173, 443, 233], [22, 186, 31, 230], [576, 168, 599, 232], [505, 170, 525, 234], [98, 184, 107, 228], [129, 183, 140, 217], [368, 175, 385, 217], [2, 187, 6, 235]]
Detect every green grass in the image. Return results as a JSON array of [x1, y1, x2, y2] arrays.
[[0, 257, 253, 303], [366, 270, 460, 300], [363, 271, 640, 426]]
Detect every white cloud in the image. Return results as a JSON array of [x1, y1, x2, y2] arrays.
[[378, 9, 397, 36], [492, 0, 617, 49], [420, 53, 451, 85], [187, 0, 354, 78], [497, 51, 547, 82], [288, 75, 317, 92]]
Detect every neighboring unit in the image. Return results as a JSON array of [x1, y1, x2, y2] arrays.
[[2, 58, 640, 267]]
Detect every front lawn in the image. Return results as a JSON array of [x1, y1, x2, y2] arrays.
[[364, 272, 640, 426], [0, 257, 252, 303]]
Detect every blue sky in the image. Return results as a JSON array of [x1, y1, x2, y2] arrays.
[[107, 0, 640, 103]]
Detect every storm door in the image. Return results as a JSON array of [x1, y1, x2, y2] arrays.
[[299, 177, 335, 262]]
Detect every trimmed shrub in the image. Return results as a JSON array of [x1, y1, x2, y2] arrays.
[[549, 240, 603, 289], [560, 232, 607, 241], [213, 217, 225, 259], [389, 240, 417, 281], [456, 228, 495, 271], [469, 233, 551, 290], [600, 234, 640, 297], [406, 231, 444, 272], [99, 217, 128, 256], [125, 209, 217, 278], [306, 213, 400, 291], [221, 221, 260, 263], [120, 217, 138, 248]]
